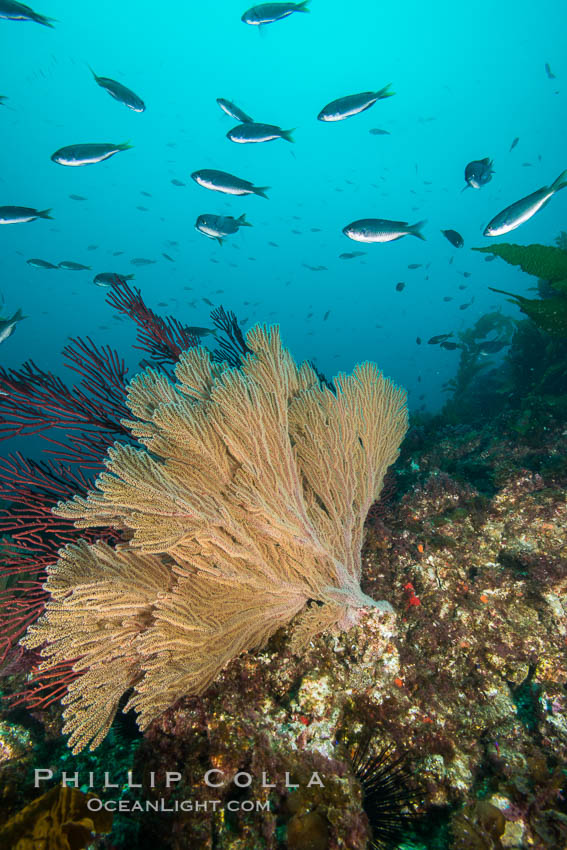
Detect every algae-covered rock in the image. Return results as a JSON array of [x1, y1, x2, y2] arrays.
[[488, 287, 567, 337]]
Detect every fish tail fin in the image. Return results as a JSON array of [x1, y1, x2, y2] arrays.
[[125, 274, 135, 280], [35, 13, 56, 27], [118, 141, 134, 151], [237, 214, 252, 227], [13, 308, 26, 321], [296, 1, 310, 11], [254, 186, 270, 199], [409, 220, 427, 240], [550, 169, 567, 193], [88, 65, 98, 80], [37, 209, 53, 220], [460, 184, 470, 193], [216, 237, 224, 246], [281, 128, 295, 143], [376, 83, 395, 99]]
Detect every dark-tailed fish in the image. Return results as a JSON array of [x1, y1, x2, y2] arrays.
[[90, 69, 145, 112], [463, 158, 493, 190], [0, 205, 52, 223], [186, 326, 218, 338], [162, 253, 175, 262], [318, 85, 394, 122], [440, 341, 459, 350], [545, 63, 556, 79], [131, 257, 156, 266], [407, 263, 422, 269], [428, 333, 453, 345], [395, 281, 405, 291], [195, 213, 252, 244], [484, 170, 567, 236], [338, 251, 365, 259], [509, 137, 519, 151], [441, 229, 464, 248], [51, 142, 132, 166], [241, 1, 309, 25], [0, 308, 26, 344], [27, 258, 58, 269], [343, 218, 426, 243], [227, 122, 294, 143], [0, 0, 54, 26], [93, 272, 134, 287], [191, 168, 269, 198], [216, 97, 253, 123], [369, 127, 390, 135], [58, 261, 91, 271]]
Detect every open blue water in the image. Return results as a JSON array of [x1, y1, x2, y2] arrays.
[[1, 0, 565, 415]]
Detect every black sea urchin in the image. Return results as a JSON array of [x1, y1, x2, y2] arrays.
[[352, 730, 423, 849]]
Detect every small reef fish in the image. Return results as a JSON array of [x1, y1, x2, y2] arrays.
[[0, 205, 52, 223], [318, 86, 394, 122], [227, 122, 294, 143], [395, 282, 405, 291], [545, 63, 556, 79], [0, 308, 26, 344], [195, 213, 252, 244], [0, 0, 54, 26], [369, 127, 390, 135], [69, 194, 87, 201], [241, 1, 309, 26], [216, 98, 253, 123], [186, 326, 218, 338], [27, 258, 58, 269], [58, 261, 91, 270], [338, 251, 365, 259], [0, 96, 7, 105], [463, 158, 493, 190], [93, 272, 134, 287], [343, 218, 426, 243], [171, 178, 185, 186], [509, 137, 519, 152], [51, 142, 132, 166], [428, 333, 453, 345], [131, 258, 156, 266], [90, 69, 145, 112], [484, 170, 567, 236], [440, 341, 459, 350], [191, 169, 269, 198], [441, 229, 464, 248]]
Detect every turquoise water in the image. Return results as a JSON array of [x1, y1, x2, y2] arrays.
[[1, 0, 566, 412]]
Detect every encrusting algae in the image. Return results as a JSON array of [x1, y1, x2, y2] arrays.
[[21, 325, 407, 753]]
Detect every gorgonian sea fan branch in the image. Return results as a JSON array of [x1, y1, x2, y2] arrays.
[[106, 276, 200, 366]]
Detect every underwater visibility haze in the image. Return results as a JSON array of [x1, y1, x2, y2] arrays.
[[0, 1, 567, 849]]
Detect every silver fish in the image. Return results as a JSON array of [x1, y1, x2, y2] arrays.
[[318, 86, 394, 122], [51, 142, 132, 166], [227, 122, 294, 144], [58, 261, 91, 271], [343, 218, 426, 243], [27, 258, 58, 268], [195, 213, 252, 244], [0, 205, 52, 223], [0, 308, 26, 344], [93, 272, 135, 287], [0, 0, 54, 26], [484, 170, 567, 236], [241, 1, 309, 25], [90, 69, 145, 112], [191, 169, 269, 198], [463, 158, 493, 190], [216, 98, 253, 123]]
